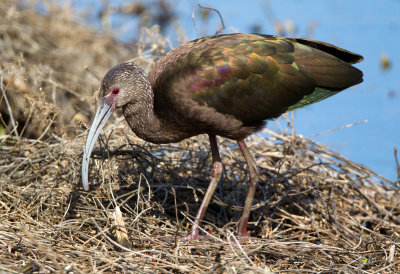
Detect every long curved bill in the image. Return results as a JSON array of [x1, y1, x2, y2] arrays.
[[82, 98, 114, 190]]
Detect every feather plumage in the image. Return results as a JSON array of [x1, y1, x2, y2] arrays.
[[147, 33, 363, 139]]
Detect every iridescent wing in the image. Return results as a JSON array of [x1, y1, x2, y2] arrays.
[[149, 33, 363, 125]]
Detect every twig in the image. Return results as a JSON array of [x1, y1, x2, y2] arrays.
[[91, 218, 190, 271], [19, 103, 34, 137], [394, 147, 400, 184], [372, 260, 400, 274], [192, 4, 225, 37], [307, 119, 368, 138], [228, 231, 256, 267], [0, 79, 19, 138], [191, 5, 200, 37], [84, 66, 101, 81]]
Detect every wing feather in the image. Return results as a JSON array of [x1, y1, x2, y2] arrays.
[[148, 33, 363, 125]]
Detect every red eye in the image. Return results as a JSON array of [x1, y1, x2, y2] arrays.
[[112, 88, 119, 94]]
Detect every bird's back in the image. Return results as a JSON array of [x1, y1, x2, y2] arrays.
[[148, 33, 363, 139]]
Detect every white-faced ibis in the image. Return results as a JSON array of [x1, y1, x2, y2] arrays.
[[82, 33, 363, 240]]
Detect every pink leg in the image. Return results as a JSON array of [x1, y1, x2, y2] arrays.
[[184, 134, 222, 240], [236, 139, 259, 238]]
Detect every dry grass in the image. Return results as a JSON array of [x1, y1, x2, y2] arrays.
[[1, 1, 400, 273]]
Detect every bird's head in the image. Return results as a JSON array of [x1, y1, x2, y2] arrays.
[[99, 62, 148, 109], [81, 62, 147, 190]]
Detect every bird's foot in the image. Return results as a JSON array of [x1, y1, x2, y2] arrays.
[[234, 217, 253, 242], [178, 224, 219, 241], [237, 229, 249, 239], [153, 233, 207, 243], [179, 234, 207, 241], [233, 233, 251, 243], [178, 227, 209, 241]]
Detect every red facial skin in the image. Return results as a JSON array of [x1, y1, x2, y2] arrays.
[[104, 88, 119, 109]]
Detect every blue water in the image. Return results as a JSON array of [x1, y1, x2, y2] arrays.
[[71, 0, 400, 182]]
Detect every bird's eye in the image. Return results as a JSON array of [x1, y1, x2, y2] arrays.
[[112, 88, 119, 95]]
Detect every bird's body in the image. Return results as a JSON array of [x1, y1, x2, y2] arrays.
[[82, 33, 363, 240], [120, 33, 362, 144]]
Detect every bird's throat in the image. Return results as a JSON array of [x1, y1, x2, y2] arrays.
[[122, 96, 190, 144]]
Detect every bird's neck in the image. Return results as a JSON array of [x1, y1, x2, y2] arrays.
[[122, 88, 189, 144]]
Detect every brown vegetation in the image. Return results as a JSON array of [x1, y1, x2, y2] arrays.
[[1, 1, 399, 272]]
